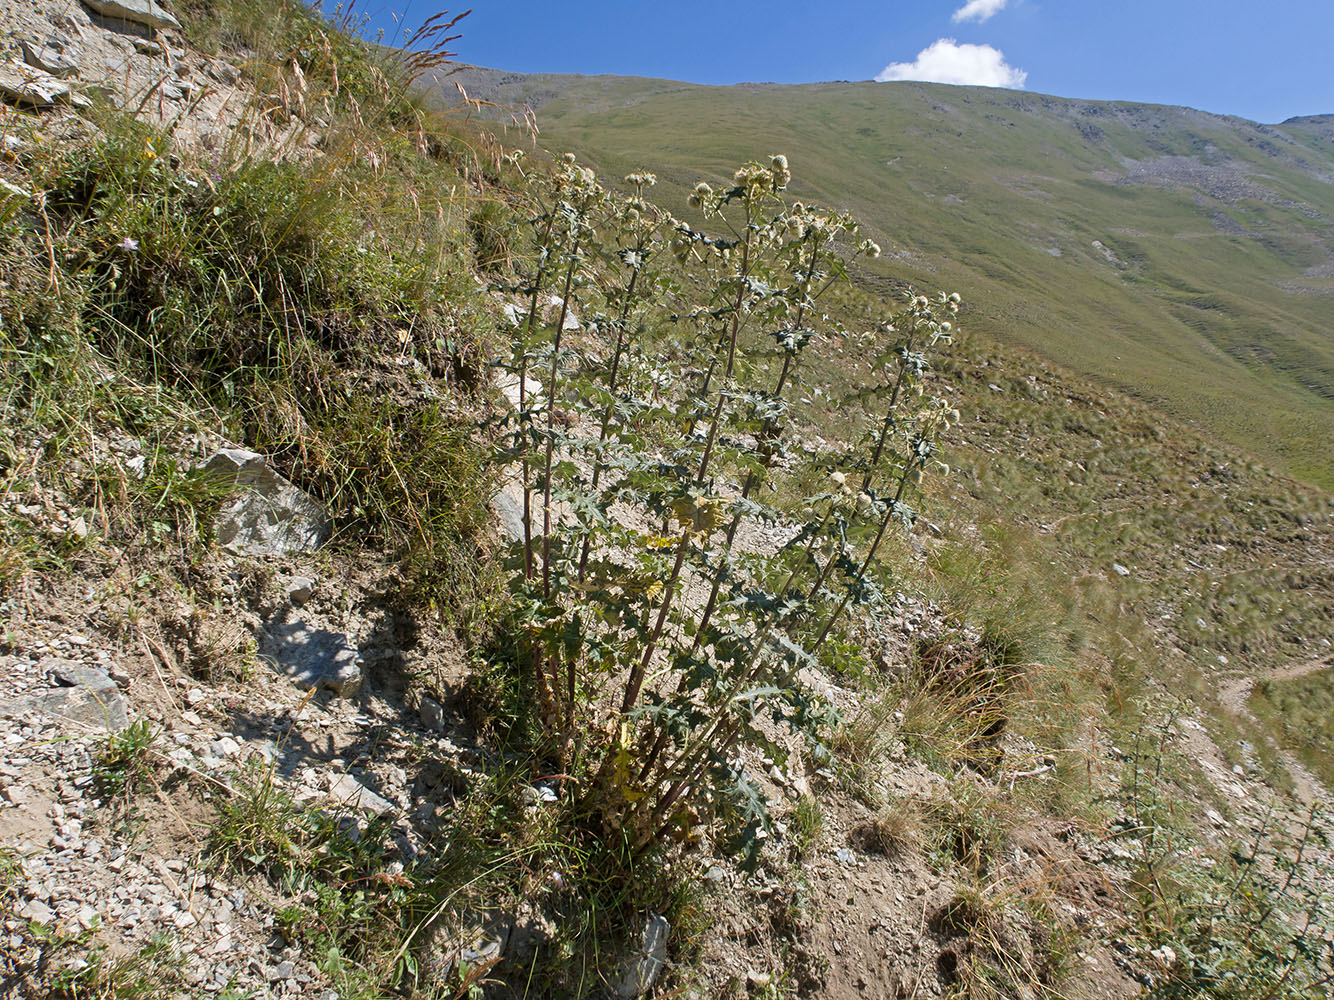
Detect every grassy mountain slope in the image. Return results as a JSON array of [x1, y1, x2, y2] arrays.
[[443, 68, 1334, 488]]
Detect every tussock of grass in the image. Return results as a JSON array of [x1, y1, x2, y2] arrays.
[[1, 0, 506, 622]]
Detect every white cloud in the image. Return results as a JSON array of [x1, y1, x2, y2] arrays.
[[952, 0, 1010, 23], [875, 38, 1027, 89]]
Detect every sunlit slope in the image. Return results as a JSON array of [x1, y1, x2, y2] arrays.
[[444, 69, 1334, 488]]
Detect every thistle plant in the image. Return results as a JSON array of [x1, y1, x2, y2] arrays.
[[494, 152, 963, 866]]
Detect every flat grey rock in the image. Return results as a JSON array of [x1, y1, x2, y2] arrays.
[[260, 619, 361, 696], [22, 41, 79, 79], [0, 683, 129, 731], [327, 773, 394, 816], [0, 61, 74, 108], [204, 448, 331, 556], [80, 0, 181, 30], [46, 659, 116, 691]]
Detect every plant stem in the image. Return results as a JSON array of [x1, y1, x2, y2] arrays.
[[541, 242, 581, 600], [577, 258, 641, 583], [811, 461, 914, 651], [863, 327, 919, 490], [517, 211, 558, 582]]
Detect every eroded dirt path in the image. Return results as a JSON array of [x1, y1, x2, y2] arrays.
[[1220, 655, 1334, 716], [1216, 656, 1333, 807]]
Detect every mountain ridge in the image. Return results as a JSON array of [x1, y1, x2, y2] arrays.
[[448, 64, 1331, 129], [434, 65, 1334, 489]]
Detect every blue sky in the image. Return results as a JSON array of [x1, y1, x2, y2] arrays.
[[362, 1, 1334, 124]]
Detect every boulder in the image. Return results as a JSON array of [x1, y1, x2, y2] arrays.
[[260, 619, 362, 696], [46, 659, 113, 689], [203, 448, 331, 556], [79, 0, 181, 30]]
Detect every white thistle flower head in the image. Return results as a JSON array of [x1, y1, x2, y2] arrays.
[[562, 152, 577, 164], [771, 154, 789, 172], [694, 181, 713, 196], [861, 239, 882, 259], [940, 321, 951, 333], [949, 292, 961, 304], [829, 471, 847, 486], [733, 167, 749, 185]]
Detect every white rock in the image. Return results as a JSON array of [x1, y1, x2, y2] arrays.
[[80, 0, 181, 30], [209, 736, 241, 758], [202, 449, 331, 556], [327, 773, 395, 817], [611, 914, 670, 998]]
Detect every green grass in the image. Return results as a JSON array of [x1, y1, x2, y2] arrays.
[[1, 0, 507, 622], [441, 70, 1334, 490]]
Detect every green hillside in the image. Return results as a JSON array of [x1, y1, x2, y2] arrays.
[[442, 68, 1334, 488]]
